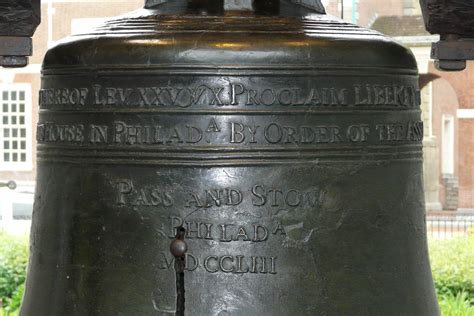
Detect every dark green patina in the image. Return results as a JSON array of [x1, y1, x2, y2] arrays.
[[21, 1, 439, 315]]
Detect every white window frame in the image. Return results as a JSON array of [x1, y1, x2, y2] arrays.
[[0, 83, 33, 171], [441, 114, 455, 175], [428, 82, 434, 137]]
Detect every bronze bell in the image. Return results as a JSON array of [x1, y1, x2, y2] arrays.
[[21, 0, 439, 315]]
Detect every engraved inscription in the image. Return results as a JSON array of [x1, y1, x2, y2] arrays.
[[168, 216, 286, 242], [116, 180, 174, 207], [159, 216, 283, 274], [113, 121, 203, 145], [36, 122, 85, 143], [92, 85, 207, 108], [376, 121, 424, 142], [231, 122, 345, 144], [115, 181, 325, 210], [185, 188, 243, 208], [230, 122, 370, 144], [158, 252, 277, 274], [202, 255, 277, 274], [39, 83, 420, 108], [110, 180, 324, 275], [40, 87, 88, 106], [229, 84, 348, 107], [354, 84, 420, 106], [37, 119, 424, 146], [251, 185, 326, 207], [158, 253, 199, 271]]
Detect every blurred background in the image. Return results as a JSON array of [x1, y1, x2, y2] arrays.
[[0, 0, 472, 315]]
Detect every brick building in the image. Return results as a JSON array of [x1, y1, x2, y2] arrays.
[[326, 0, 473, 211], [429, 65, 474, 211], [0, 0, 472, 234], [367, 5, 473, 212]]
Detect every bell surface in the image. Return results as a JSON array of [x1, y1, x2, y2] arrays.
[[22, 0, 439, 315]]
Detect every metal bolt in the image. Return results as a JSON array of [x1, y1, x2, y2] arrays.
[[435, 59, 466, 72], [170, 238, 187, 258], [170, 227, 187, 258], [0, 56, 28, 68]]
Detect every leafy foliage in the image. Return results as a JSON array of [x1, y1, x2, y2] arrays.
[[0, 231, 28, 311], [438, 291, 474, 316], [429, 235, 474, 302], [0, 309, 19, 316]]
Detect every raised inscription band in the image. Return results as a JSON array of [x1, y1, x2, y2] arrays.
[[39, 73, 420, 110]]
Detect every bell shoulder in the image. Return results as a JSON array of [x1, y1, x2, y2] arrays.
[[42, 11, 418, 74]]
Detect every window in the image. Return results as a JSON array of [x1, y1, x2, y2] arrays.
[[0, 84, 32, 171], [12, 202, 33, 220], [442, 115, 454, 175], [0, 186, 34, 235]]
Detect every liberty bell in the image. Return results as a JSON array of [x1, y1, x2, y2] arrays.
[[21, 0, 439, 315]]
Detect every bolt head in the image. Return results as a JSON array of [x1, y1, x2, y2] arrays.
[[1, 56, 28, 68], [170, 239, 187, 258], [7, 181, 16, 190], [435, 59, 466, 72]]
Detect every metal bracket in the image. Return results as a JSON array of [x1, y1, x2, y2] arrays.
[[0, 181, 17, 190], [431, 38, 474, 71], [0, 36, 32, 68]]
